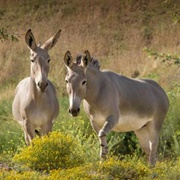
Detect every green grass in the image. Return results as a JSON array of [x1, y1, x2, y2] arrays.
[[0, 91, 180, 178]]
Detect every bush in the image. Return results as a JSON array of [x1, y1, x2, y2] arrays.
[[98, 157, 150, 179], [13, 131, 85, 171], [49, 156, 180, 180], [49, 165, 95, 180], [0, 170, 46, 180]]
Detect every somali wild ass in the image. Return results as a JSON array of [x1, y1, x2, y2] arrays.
[[63, 50, 169, 165], [12, 29, 60, 145]]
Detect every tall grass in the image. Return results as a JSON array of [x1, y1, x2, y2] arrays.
[[0, 0, 180, 93], [0, 89, 25, 159]]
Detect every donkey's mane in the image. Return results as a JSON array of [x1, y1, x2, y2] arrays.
[[75, 54, 100, 70]]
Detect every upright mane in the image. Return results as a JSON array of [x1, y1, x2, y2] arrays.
[[75, 54, 100, 70]]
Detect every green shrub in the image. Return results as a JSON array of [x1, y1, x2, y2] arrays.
[[49, 166, 94, 180], [13, 131, 85, 171], [159, 87, 180, 157], [143, 47, 180, 64], [0, 27, 19, 42], [0, 170, 46, 180], [52, 157, 180, 180], [98, 157, 150, 179], [48, 157, 149, 180], [0, 98, 24, 157]]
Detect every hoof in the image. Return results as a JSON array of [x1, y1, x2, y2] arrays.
[[100, 152, 107, 159]]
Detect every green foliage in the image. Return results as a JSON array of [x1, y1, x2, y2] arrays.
[[0, 98, 24, 158], [13, 131, 85, 171], [49, 165, 95, 180], [2, 157, 180, 179], [161, 0, 180, 25], [108, 131, 141, 157], [0, 170, 46, 180], [143, 47, 180, 65], [53, 97, 99, 162], [99, 157, 150, 179], [48, 157, 180, 179], [159, 85, 180, 157], [0, 27, 19, 42]]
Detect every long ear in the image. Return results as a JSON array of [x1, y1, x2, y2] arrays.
[[82, 50, 91, 67], [64, 51, 73, 68], [25, 29, 37, 51], [41, 29, 61, 51]]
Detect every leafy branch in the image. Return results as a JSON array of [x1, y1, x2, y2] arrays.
[[0, 27, 19, 42], [143, 47, 180, 65]]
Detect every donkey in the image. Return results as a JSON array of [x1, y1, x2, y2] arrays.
[[63, 50, 169, 166], [12, 29, 61, 145]]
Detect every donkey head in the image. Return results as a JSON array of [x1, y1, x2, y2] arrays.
[[25, 29, 61, 92], [64, 50, 93, 116]]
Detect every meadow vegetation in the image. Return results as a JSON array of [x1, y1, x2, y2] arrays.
[[0, 0, 180, 179]]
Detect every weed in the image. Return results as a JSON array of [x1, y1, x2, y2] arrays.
[[13, 131, 86, 171]]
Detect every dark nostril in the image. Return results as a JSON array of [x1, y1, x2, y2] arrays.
[[46, 82, 48, 87], [38, 82, 41, 87], [69, 108, 80, 116]]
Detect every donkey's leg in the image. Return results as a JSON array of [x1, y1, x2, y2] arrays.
[[134, 127, 150, 160], [98, 115, 118, 159], [90, 119, 108, 159], [41, 121, 53, 136], [146, 121, 162, 166], [134, 121, 160, 166], [24, 122, 36, 145], [24, 131, 31, 145]]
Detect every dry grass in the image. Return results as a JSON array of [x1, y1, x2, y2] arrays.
[[0, 0, 180, 95]]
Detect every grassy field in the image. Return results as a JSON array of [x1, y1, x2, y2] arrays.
[[0, 0, 180, 179]]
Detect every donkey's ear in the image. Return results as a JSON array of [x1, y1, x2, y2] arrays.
[[82, 50, 91, 67], [64, 51, 73, 68], [41, 29, 61, 51], [25, 29, 37, 51]]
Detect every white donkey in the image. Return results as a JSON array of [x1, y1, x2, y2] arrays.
[[64, 50, 169, 165], [12, 29, 61, 145]]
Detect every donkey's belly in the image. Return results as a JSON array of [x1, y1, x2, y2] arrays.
[[92, 112, 153, 132], [28, 109, 50, 127], [114, 114, 153, 132]]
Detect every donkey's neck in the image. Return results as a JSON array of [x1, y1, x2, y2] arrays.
[[85, 68, 102, 103], [29, 76, 42, 100]]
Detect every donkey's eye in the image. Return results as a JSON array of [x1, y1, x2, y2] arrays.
[[82, 80, 87, 85], [48, 59, 51, 63]]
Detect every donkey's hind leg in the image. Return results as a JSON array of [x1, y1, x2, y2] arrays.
[[134, 121, 160, 166]]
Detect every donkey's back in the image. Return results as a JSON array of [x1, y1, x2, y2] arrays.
[[104, 71, 168, 114]]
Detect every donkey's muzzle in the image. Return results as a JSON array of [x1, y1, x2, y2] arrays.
[[37, 81, 48, 92], [69, 108, 80, 117]]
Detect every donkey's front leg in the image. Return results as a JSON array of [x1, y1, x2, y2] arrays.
[[89, 119, 108, 159], [98, 115, 118, 159], [98, 133, 108, 159], [24, 121, 36, 145]]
